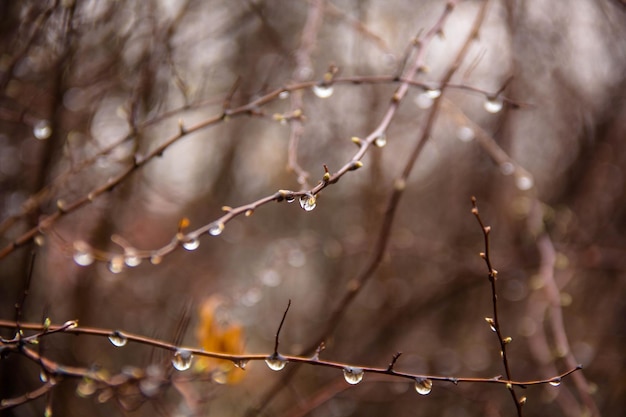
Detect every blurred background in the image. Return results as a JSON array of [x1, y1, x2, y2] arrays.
[[1, 0, 625, 416]]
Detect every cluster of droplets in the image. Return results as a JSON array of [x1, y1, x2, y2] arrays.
[[265, 354, 287, 371], [312, 84, 334, 98], [299, 195, 316, 212], [172, 349, 193, 371], [343, 367, 364, 385], [414, 377, 433, 395]]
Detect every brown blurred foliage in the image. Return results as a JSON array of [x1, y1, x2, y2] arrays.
[[1, 0, 626, 416]]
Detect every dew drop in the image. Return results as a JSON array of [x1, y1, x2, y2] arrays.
[[76, 379, 96, 397], [40, 369, 48, 382], [172, 349, 193, 371], [500, 161, 515, 175], [182, 238, 200, 251], [299, 195, 316, 211], [33, 120, 52, 140], [415, 92, 434, 109], [73, 242, 95, 267], [343, 367, 364, 385], [374, 134, 387, 148], [515, 174, 534, 190], [312, 84, 334, 98], [234, 359, 249, 369], [425, 88, 442, 99], [124, 253, 141, 267], [484, 97, 504, 114], [265, 355, 287, 371], [456, 126, 475, 142], [279, 90, 290, 99], [414, 377, 433, 395], [108, 331, 128, 347], [108, 256, 124, 274], [549, 377, 561, 387], [208, 222, 224, 236], [285, 194, 296, 203]]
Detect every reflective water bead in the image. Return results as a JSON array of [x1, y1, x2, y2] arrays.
[[415, 92, 434, 109], [374, 133, 387, 148], [500, 161, 515, 175], [515, 174, 534, 190], [456, 126, 475, 142], [285, 194, 296, 203], [265, 355, 287, 371], [312, 84, 334, 98], [124, 253, 141, 267], [33, 120, 52, 140], [299, 195, 316, 211], [76, 379, 97, 397], [549, 377, 561, 387], [234, 359, 249, 369], [425, 88, 442, 99], [208, 222, 224, 236], [108, 256, 124, 273], [150, 254, 163, 265], [484, 97, 504, 114], [108, 330, 128, 347], [343, 367, 364, 385], [172, 349, 193, 371], [182, 238, 200, 251], [73, 247, 95, 267], [414, 377, 433, 395], [279, 90, 290, 99]]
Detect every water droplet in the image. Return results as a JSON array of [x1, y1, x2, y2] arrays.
[[312, 84, 334, 98], [279, 90, 290, 99], [260, 269, 281, 287], [208, 222, 224, 236], [33, 120, 52, 140], [76, 379, 97, 397], [108, 256, 124, 274], [415, 92, 434, 109], [63, 320, 78, 329], [285, 194, 295, 203], [40, 369, 48, 382], [265, 355, 287, 371], [425, 88, 442, 99], [414, 377, 433, 395], [299, 195, 316, 211], [500, 162, 515, 175], [182, 238, 200, 251], [150, 254, 163, 265], [73, 242, 95, 266], [549, 377, 561, 387], [172, 349, 193, 371], [343, 367, 364, 385], [484, 97, 504, 114], [108, 331, 128, 347], [515, 174, 534, 190], [456, 126, 475, 142], [124, 253, 141, 267], [374, 134, 387, 148], [485, 317, 496, 332], [234, 359, 249, 369]]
